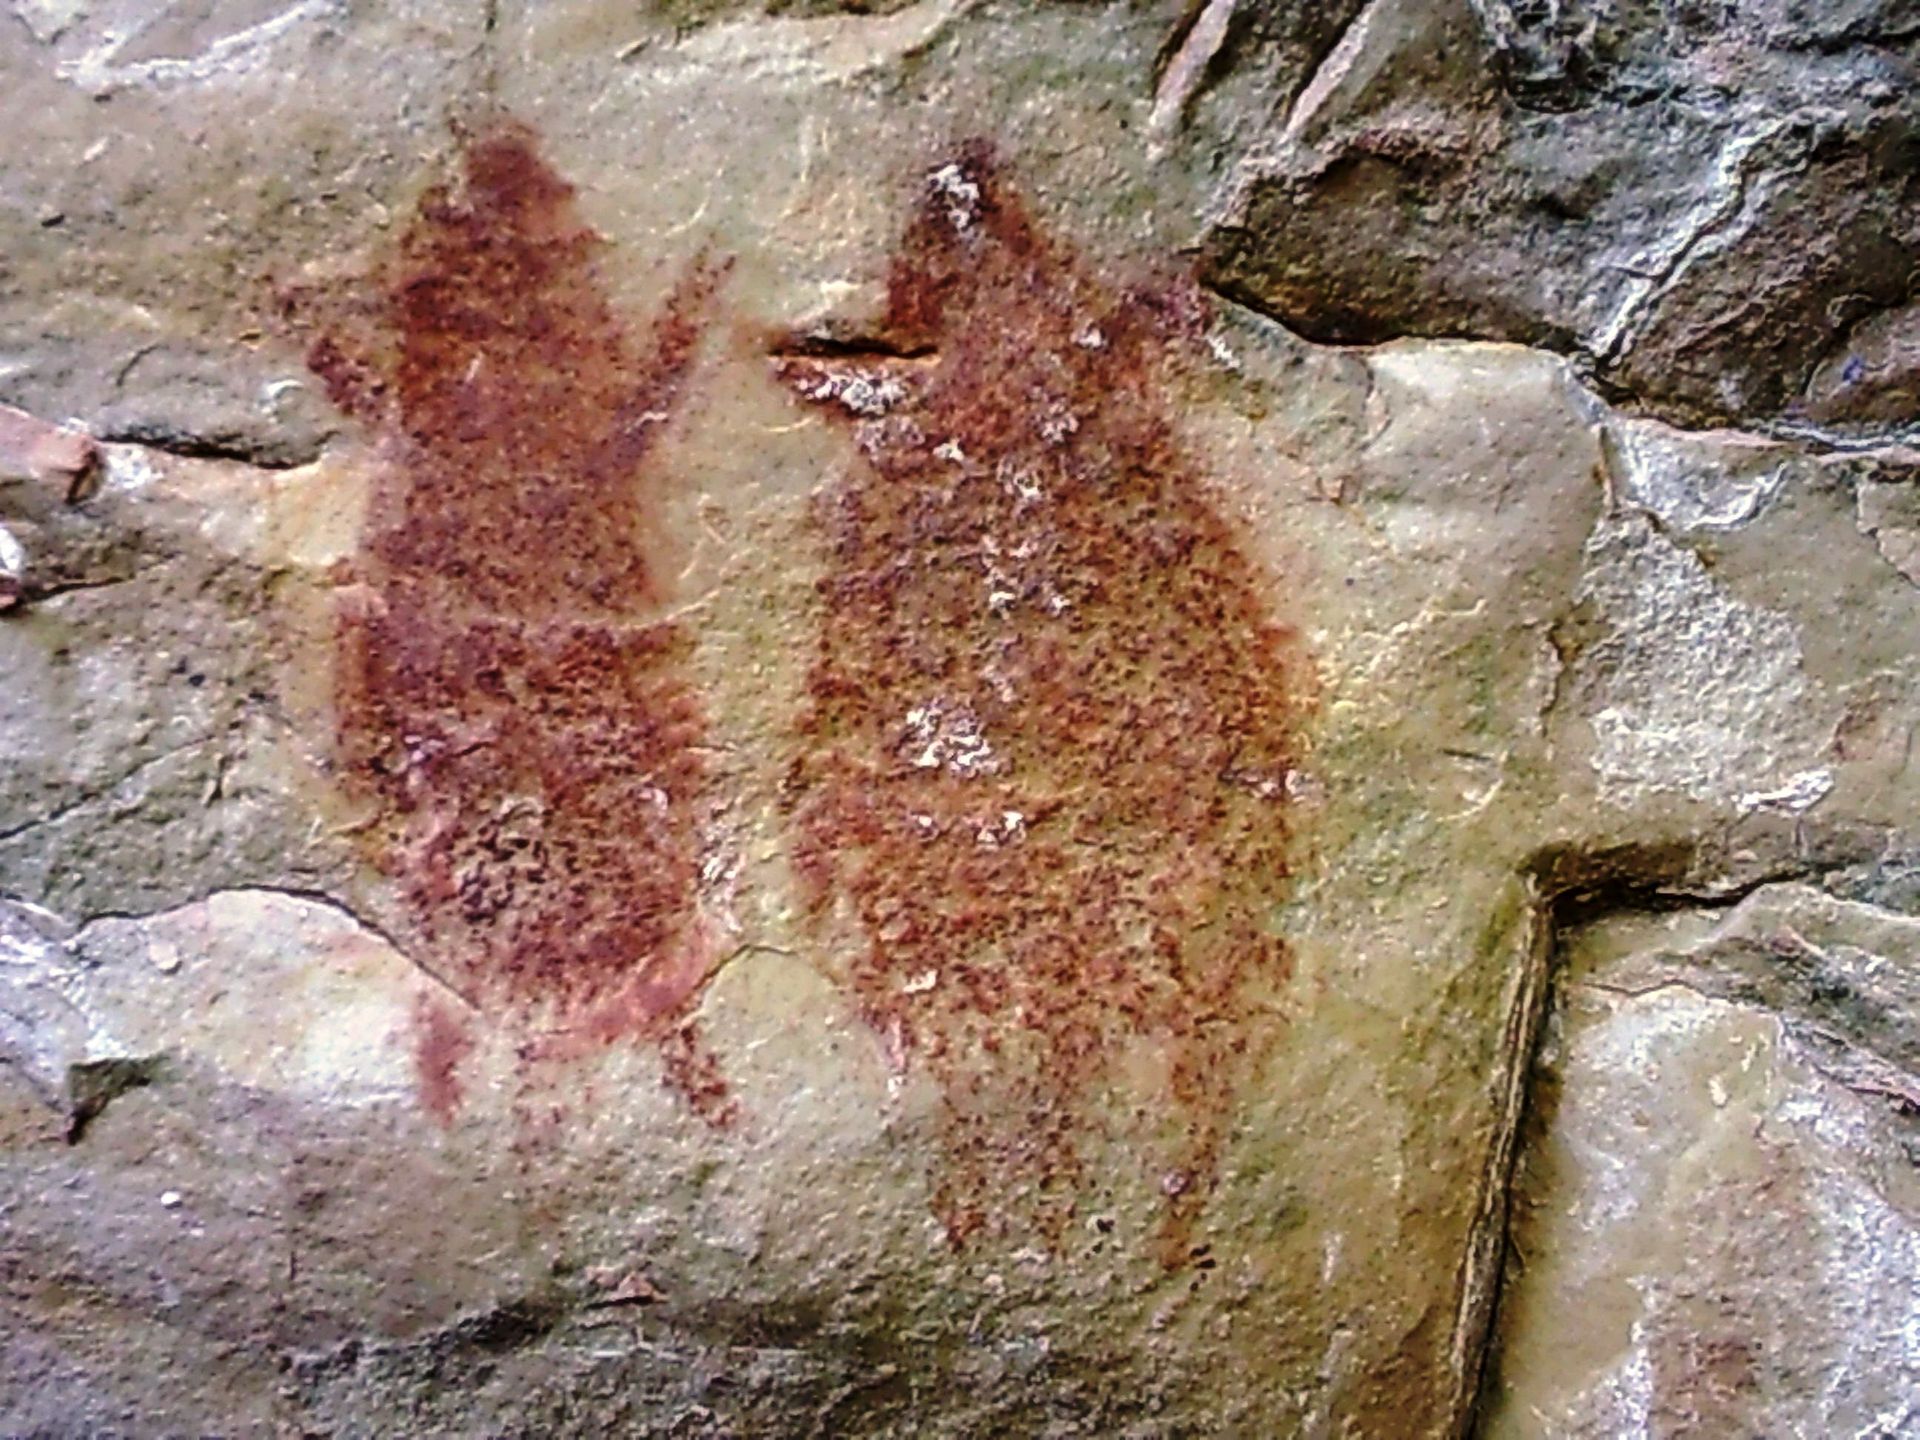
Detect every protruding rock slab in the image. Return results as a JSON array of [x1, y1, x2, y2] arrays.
[[1486, 885, 1920, 1436], [1199, 0, 1920, 435]]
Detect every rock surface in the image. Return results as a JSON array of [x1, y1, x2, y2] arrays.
[[0, 2, 1914, 1436], [1486, 887, 1920, 1437], [1201, 0, 1920, 438]]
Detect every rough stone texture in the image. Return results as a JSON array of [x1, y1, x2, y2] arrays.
[[1485, 887, 1920, 1437], [1202, 0, 1920, 438], [0, 2, 1915, 1437]]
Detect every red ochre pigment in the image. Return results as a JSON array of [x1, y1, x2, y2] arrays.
[[293, 123, 733, 1123], [773, 144, 1307, 1259]]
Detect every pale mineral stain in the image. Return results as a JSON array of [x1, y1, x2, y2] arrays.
[[1577, 513, 1828, 812]]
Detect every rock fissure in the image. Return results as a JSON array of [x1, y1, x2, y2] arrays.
[[0, 737, 219, 848], [1208, 279, 1920, 462], [1462, 851, 1894, 1436], [88, 421, 326, 472]]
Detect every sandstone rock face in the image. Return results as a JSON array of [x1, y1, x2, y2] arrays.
[[1202, 0, 1920, 437], [1485, 888, 1920, 1437], [0, 3, 1915, 1437]]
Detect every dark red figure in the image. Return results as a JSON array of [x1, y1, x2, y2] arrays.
[[776, 145, 1305, 1259], [298, 123, 733, 1123]]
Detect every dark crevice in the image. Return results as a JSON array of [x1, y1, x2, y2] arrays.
[[8, 568, 150, 605], [1199, 263, 1585, 362], [1456, 842, 1848, 1438], [1150, 0, 1262, 136], [1197, 270, 1439, 351], [451, 1295, 565, 1353], [1200, 279, 1920, 460], [1447, 877, 1553, 1440], [94, 421, 327, 471], [1524, 839, 1826, 921], [1271, 0, 1373, 122], [290, 1293, 568, 1387], [477, 0, 502, 100], [74, 883, 481, 1016], [0, 736, 218, 847], [1150, 0, 1212, 92], [766, 333, 939, 363]]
